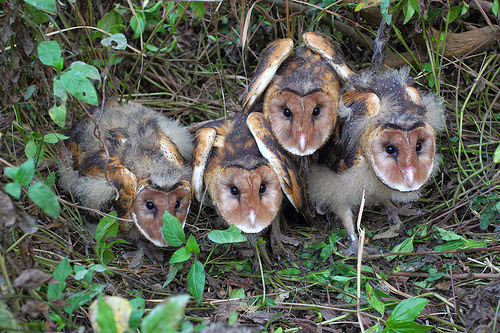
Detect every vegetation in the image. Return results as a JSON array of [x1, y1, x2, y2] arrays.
[[0, 0, 499, 332]]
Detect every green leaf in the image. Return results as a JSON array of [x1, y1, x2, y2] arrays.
[[386, 298, 429, 325], [37, 41, 62, 67], [94, 212, 119, 244], [380, 0, 392, 24], [5, 159, 35, 186], [185, 235, 200, 254], [60, 70, 98, 105], [366, 283, 385, 316], [493, 0, 499, 16], [277, 268, 301, 278], [5, 181, 22, 199], [96, 295, 118, 333], [446, 5, 462, 24], [386, 237, 414, 261], [69, 61, 101, 82], [162, 211, 185, 247], [130, 11, 146, 39], [163, 263, 182, 288], [129, 298, 145, 331], [96, 10, 125, 38], [24, 140, 37, 158], [24, 0, 56, 14], [101, 33, 127, 50], [435, 227, 464, 241], [141, 294, 190, 332], [64, 283, 106, 315], [45, 172, 56, 187], [28, 182, 60, 218], [169, 247, 192, 264], [43, 133, 61, 143], [187, 261, 205, 304], [189, 2, 206, 17], [403, 0, 416, 24], [207, 224, 247, 244], [24, 85, 36, 100], [0, 302, 23, 331], [229, 288, 245, 299], [386, 321, 433, 333], [48, 256, 72, 300], [50, 80, 68, 127]]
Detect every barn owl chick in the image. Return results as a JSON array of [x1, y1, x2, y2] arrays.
[[243, 32, 356, 156], [307, 67, 445, 254], [192, 113, 308, 255], [58, 102, 193, 248]]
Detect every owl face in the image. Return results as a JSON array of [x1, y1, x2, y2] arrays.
[[265, 88, 336, 156], [366, 123, 436, 192], [131, 181, 191, 247], [212, 165, 282, 233]]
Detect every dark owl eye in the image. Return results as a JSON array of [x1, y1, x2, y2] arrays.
[[416, 141, 422, 152], [385, 145, 396, 155], [230, 186, 239, 196], [312, 107, 321, 116], [282, 107, 292, 118], [146, 201, 155, 210], [174, 200, 181, 209], [259, 184, 267, 193]]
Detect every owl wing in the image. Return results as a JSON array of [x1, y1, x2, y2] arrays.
[[242, 38, 294, 112], [192, 127, 217, 202], [157, 132, 186, 168], [302, 32, 356, 82], [246, 112, 309, 217]]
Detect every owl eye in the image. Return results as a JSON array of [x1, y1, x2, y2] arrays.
[[385, 145, 397, 155], [230, 186, 240, 196], [259, 184, 267, 193], [146, 201, 156, 210], [174, 200, 181, 209], [312, 107, 321, 116], [282, 107, 292, 118], [416, 141, 422, 152]]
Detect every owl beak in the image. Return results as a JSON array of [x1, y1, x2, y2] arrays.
[[298, 132, 306, 152], [247, 209, 256, 227], [402, 166, 415, 186]]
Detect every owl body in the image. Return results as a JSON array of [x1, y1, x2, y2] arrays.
[[308, 67, 445, 251], [58, 102, 193, 247], [244, 32, 355, 156]]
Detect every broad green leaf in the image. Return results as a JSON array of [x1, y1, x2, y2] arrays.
[[43, 133, 61, 144], [28, 182, 60, 218], [229, 288, 245, 299], [64, 283, 106, 315], [494, 0, 499, 16], [169, 247, 191, 264], [45, 172, 56, 187], [48, 256, 72, 300], [5, 181, 21, 199], [144, 1, 163, 14], [69, 61, 101, 82], [7, 159, 35, 186], [49, 102, 67, 128], [94, 212, 119, 244], [130, 11, 146, 39], [95, 295, 118, 333], [141, 294, 190, 332], [163, 262, 182, 287], [185, 235, 200, 254], [386, 298, 429, 325], [433, 239, 465, 252], [101, 33, 127, 50], [25, 140, 37, 159], [0, 302, 23, 331], [24, 0, 56, 14], [386, 321, 433, 333], [190, 2, 206, 17], [403, 0, 416, 24], [24, 85, 36, 100], [74, 264, 108, 281], [380, 0, 392, 24], [187, 261, 205, 304], [446, 5, 462, 24], [228, 312, 238, 325], [96, 10, 125, 39], [277, 268, 301, 278], [37, 40, 61, 66], [366, 283, 385, 316], [435, 227, 464, 241], [207, 224, 247, 244], [60, 70, 98, 105], [129, 298, 145, 331], [162, 211, 185, 247], [386, 237, 414, 261]]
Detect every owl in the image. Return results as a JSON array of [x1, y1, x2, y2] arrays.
[[243, 32, 356, 156], [192, 112, 309, 252], [58, 102, 193, 248], [307, 67, 446, 254]]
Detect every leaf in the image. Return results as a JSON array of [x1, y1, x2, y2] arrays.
[[95, 295, 118, 333], [380, 0, 392, 24], [366, 283, 385, 316], [277, 268, 301, 278], [48, 256, 72, 300], [0, 302, 22, 331], [24, 85, 36, 100], [386, 237, 414, 261], [28, 182, 60, 218], [229, 288, 245, 299], [185, 235, 200, 254], [493, 0, 499, 16], [187, 261, 205, 304], [5, 181, 21, 199], [435, 227, 464, 241], [5, 159, 35, 186], [207, 224, 247, 244], [403, 0, 416, 25], [162, 211, 185, 247], [50, 80, 68, 127], [129, 298, 145, 331], [94, 212, 119, 244], [60, 70, 98, 105], [37, 41, 61, 66], [64, 283, 106, 315], [69, 61, 101, 82], [163, 263, 182, 287], [45, 172, 56, 187], [43, 133, 61, 144], [130, 11, 146, 39], [386, 321, 433, 333], [386, 298, 429, 325], [24, 0, 56, 14], [169, 247, 192, 264], [141, 294, 190, 332], [101, 33, 127, 50]]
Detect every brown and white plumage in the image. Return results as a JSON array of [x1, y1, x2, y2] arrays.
[[308, 67, 445, 253], [192, 113, 308, 239], [244, 32, 355, 156], [58, 102, 193, 247]]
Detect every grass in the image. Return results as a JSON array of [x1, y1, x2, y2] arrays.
[[0, 0, 499, 332]]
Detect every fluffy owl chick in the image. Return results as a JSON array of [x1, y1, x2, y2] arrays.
[[58, 102, 193, 247], [244, 32, 355, 157], [308, 67, 445, 254]]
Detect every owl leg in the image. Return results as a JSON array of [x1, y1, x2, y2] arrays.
[[337, 207, 359, 256], [270, 215, 300, 257]]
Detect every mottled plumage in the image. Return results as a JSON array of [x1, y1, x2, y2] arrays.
[[308, 67, 445, 254], [58, 102, 193, 247]]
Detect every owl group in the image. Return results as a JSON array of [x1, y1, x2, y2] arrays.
[[58, 32, 445, 259]]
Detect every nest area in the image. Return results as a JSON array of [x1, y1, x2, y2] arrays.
[[0, 1, 499, 332]]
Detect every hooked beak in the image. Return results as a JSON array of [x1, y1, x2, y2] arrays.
[[402, 166, 415, 186], [247, 209, 256, 228], [298, 132, 306, 152]]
